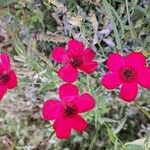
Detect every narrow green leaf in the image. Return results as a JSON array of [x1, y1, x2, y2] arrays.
[[114, 117, 126, 134], [125, 0, 136, 39], [0, 0, 16, 7], [40, 82, 56, 91], [105, 124, 117, 144], [138, 106, 150, 120], [109, 4, 125, 38], [103, 0, 122, 50]]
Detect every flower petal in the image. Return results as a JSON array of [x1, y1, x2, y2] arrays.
[[120, 82, 138, 102], [124, 52, 146, 71], [53, 118, 71, 139], [58, 64, 78, 82], [79, 61, 98, 74], [59, 83, 78, 102], [102, 73, 121, 89], [0, 85, 7, 100], [6, 70, 17, 89], [70, 115, 87, 132], [67, 39, 84, 56], [74, 93, 95, 113], [107, 53, 125, 72], [42, 100, 62, 120], [0, 63, 4, 73], [0, 53, 11, 71], [138, 67, 150, 88], [51, 47, 68, 63], [83, 48, 95, 62]]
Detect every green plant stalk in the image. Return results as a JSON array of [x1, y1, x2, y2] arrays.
[[125, 0, 135, 40], [103, 0, 122, 50]]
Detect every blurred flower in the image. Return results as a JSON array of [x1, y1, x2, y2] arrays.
[[101, 52, 150, 102], [42, 83, 95, 139], [51, 39, 98, 82], [0, 53, 17, 100]]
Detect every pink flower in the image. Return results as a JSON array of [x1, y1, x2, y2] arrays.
[[0, 53, 17, 100], [102, 52, 150, 102], [42, 83, 95, 139], [52, 39, 98, 82]]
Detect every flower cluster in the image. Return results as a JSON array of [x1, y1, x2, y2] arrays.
[[41, 39, 150, 139], [1, 39, 150, 139], [42, 39, 97, 139]]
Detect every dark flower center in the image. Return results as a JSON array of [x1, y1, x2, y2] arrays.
[[64, 104, 77, 117], [70, 56, 83, 68], [0, 73, 10, 84], [119, 66, 137, 82]]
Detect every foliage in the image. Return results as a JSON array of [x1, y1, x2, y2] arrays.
[[0, 0, 150, 149]]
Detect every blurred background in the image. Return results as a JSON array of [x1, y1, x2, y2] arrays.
[[0, 0, 150, 149]]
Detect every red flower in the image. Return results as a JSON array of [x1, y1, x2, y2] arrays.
[[0, 53, 17, 100], [42, 83, 95, 139], [52, 39, 98, 82], [102, 52, 150, 102]]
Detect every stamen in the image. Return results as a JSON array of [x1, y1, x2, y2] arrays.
[[64, 104, 77, 117], [0, 73, 10, 84], [70, 56, 83, 68], [119, 66, 137, 82]]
